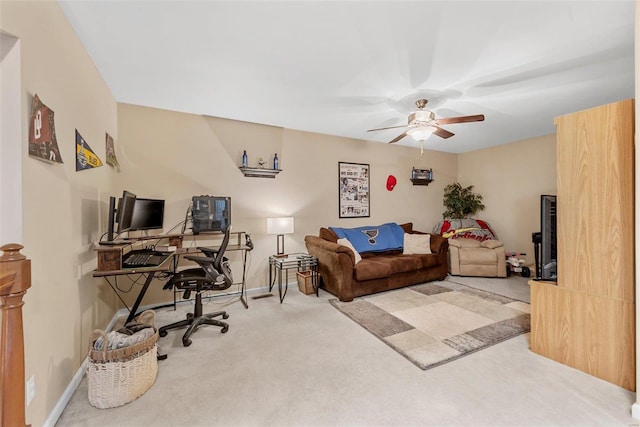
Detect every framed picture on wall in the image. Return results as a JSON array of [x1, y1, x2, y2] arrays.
[[338, 162, 370, 218]]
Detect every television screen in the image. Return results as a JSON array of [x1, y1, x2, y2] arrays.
[[116, 190, 137, 234], [130, 198, 165, 231], [540, 194, 557, 281]]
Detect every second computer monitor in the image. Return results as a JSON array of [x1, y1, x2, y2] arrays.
[[116, 190, 137, 234], [130, 198, 165, 231]]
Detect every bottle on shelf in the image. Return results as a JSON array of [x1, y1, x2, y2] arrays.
[[242, 150, 248, 168], [411, 167, 416, 180], [273, 153, 279, 170]]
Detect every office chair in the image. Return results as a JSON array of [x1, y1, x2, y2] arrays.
[[159, 226, 233, 347]]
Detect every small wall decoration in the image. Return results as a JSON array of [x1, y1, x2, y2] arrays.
[[75, 129, 103, 171], [105, 132, 119, 168], [339, 162, 370, 218], [28, 94, 63, 163]]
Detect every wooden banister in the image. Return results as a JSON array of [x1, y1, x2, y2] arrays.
[[1, 243, 32, 427]]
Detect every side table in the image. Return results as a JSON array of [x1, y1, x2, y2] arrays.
[[269, 253, 319, 303]]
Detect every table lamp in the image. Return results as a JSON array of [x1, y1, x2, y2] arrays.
[[267, 217, 294, 257]]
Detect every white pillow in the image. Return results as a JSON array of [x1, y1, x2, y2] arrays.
[[337, 238, 362, 264], [403, 233, 432, 255]]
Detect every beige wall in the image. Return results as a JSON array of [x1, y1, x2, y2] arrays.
[[0, 0, 633, 425], [1, 1, 118, 425], [457, 134, 557, 267], [115, 103, 457, 305]]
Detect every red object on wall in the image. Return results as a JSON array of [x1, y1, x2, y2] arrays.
[[386, 175, 397, 191]]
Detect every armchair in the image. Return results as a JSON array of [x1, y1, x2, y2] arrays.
[[159, 226, 233, 346], [447, 238, 506, 278]]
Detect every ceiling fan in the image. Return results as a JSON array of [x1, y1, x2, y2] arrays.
[[367, 99, 485, 144]]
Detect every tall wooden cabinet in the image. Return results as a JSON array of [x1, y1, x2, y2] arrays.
[[530, 99, 635, 391]]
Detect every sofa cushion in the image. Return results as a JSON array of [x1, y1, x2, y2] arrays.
[[417, 254, 442, 269], [353, 259, 393, 281], [400, 223, 413, 233], [320, 227, 338, 243], [403, 233, 432, 255], [389, 255, 424, 274], [353, 254, 431, 281]]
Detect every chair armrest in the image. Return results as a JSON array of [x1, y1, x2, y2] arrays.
[[196, 246, 220, 258], [448, 238, 462, 248], [481, 239, 503, 249], [184, 255, 215, 264]]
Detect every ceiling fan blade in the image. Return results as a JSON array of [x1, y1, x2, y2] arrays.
[[436, 114, 485, 125], [367, 124, 408, 132], [389, 131, 409, 143], [432, 126, 455, 139]]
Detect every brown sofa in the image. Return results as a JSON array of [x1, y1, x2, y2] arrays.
[[304, 223, 448, 302]]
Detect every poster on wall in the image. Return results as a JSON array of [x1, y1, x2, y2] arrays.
[[338, 162, 370, 218], [105, 132, 120, 168], [28, 94, 63, 164], [75, 129, 103, 171]]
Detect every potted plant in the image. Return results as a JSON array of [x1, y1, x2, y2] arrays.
[[442, 182, 485, 219]]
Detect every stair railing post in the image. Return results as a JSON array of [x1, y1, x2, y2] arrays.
[[1, 243, 32, 427]]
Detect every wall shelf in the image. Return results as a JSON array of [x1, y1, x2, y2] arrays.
[[239, 167, 281, 178], [411, 168, 433, 186], [410, 178, 433, 186]]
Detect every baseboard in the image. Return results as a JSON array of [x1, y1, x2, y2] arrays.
[[631, 402, 640, 420], [42, 357, 87, 427], [44, 285, 272, 426]]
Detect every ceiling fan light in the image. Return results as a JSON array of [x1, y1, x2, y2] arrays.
[[408, 126, 435, 141]]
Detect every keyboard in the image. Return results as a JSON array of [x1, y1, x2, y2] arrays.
[[122, 250, 171, 268]]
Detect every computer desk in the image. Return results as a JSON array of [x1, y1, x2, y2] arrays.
[[93, 259, 174, 324], [93, 231, 252, 324]]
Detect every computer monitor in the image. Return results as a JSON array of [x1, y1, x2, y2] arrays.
[[191, 196, 231, 234], [130, 198, 165, 231], [105, 196, 117, 242], [116, 190, 137, 234]]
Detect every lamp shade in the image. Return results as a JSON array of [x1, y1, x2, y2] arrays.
[[267, 217, 294, 235], [408, 126, 435, 141]]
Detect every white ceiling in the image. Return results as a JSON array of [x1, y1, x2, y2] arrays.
[[57, 1, 635, 154]]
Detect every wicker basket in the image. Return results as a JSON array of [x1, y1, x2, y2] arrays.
[[87, 310, 158, 409], [296, 271, 315, 295]]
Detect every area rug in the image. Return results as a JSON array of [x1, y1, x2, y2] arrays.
[[329, 281, 530, 370]]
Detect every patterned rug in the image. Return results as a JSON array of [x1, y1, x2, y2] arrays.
[[330, 281, 530, 370]]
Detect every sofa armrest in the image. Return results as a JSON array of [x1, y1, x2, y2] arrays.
[[304, 235, 356, 301], [429, 233, 448, 255]]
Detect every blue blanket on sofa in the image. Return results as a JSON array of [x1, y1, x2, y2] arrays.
[[330, 222, 404, 253]]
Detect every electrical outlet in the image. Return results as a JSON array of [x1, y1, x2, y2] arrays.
[[26, 375, 35, 406]]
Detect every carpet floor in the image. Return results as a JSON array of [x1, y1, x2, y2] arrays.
[[330, 281, 530, 370], [55, 275, 635, 427]]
